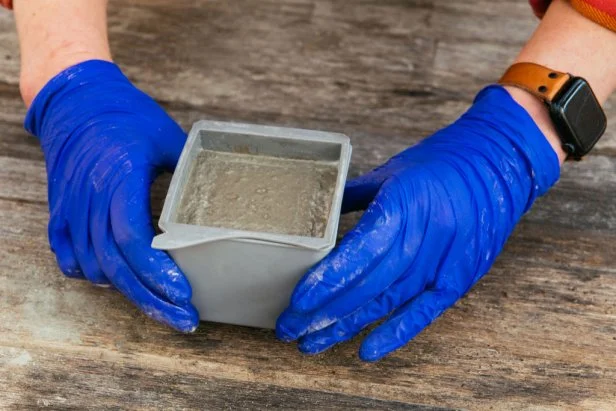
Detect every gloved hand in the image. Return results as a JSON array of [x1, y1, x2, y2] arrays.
[[276, 86, 561, 361], [26, 60, 198, 332]]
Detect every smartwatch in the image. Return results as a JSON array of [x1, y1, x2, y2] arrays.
[[499, 62, 607, 160]]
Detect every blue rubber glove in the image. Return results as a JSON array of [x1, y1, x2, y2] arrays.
[[276, 86, 561, 361], [25, 60, 198, 332]]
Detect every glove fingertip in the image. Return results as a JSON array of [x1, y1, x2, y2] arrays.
[[359, 328, 400, 362], [298, 339, 328, 355], [49, 223, 83, 279], [170, 304, 200, 333], [59, 263, 84, 279], [358, 340, 388, 362], [53, 246, 83, 279], [276, 326, 295, 343], [275, 311, 304, 342]]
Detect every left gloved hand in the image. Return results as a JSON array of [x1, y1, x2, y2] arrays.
[[26, 60, 198, 332], [276, 86, 561, 361]]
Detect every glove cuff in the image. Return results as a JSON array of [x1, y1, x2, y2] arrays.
[[24, 60, 128, 139], [468, 85, 561, 201]]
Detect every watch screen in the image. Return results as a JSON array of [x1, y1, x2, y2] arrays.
[[557, 78, 606, 155]]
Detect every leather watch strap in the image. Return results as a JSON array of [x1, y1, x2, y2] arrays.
[[499, 62, 571, 102]]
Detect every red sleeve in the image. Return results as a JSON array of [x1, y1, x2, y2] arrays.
[[530, 0, 616, 32], [529, 0, 551, 17], [0, 0, 13, 9]]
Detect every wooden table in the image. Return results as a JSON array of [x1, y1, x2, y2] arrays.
[[1, 1, 615, 409]]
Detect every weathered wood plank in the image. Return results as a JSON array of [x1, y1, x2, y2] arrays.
[[1, 348, 445, 411], [1, 153, 616, 409], [1, 201, 616, 409], [2, 0, 616, 157], [1, 0, 616, 409]]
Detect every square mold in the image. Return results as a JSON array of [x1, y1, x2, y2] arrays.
[[152, 121, 352, 329]]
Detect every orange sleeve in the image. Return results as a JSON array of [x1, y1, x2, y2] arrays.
[[0, 0, 12, 9], [530, 0, 616, 32]]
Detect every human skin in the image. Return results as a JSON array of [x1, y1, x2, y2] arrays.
[[10, 0, 616, 337], [14, 0, 112, 106]]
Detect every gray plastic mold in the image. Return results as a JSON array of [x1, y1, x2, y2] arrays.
[[152, 121, 352, 329]]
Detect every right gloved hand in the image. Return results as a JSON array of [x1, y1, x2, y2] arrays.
[[277, 86, 561, 361], [25, 60, 199, 332]]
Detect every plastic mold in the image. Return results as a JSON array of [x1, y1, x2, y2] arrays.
[[152, 121, 352, 329]]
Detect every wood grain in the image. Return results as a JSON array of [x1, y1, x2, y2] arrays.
[[1, 0, 616, 409]]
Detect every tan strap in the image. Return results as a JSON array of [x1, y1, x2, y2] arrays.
[[498, 62, 571, 102]]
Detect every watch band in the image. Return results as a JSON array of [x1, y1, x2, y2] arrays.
[[498, 62, 607, 160], [0, 0, 13, 9], [499, 62, 571, 102]]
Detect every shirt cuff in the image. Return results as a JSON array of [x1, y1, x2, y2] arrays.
[[530, 0, 616, 32]]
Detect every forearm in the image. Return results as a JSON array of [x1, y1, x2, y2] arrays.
[[506, 0, 616, 164], [14, 0, 111, 106]]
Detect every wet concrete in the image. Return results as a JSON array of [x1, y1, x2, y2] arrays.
[[176, 150, 338, 237]]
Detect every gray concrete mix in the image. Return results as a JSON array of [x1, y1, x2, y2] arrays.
[[176, 150, 338, 237]]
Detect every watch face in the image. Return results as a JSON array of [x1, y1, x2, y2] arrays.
[[551, 78, 607, 156]]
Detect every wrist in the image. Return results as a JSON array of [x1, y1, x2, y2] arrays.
[[19, 46, 112, 107], [502, 86, 567, 166], [25, 60, 128, 140], [14, 0, 111, 107], [440, 86, 560, 207]]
